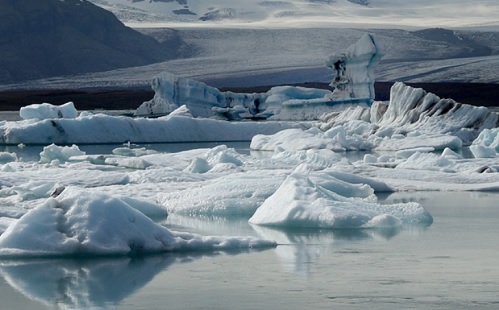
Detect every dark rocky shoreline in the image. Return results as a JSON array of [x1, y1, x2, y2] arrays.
[[0, 82, 497, 112]]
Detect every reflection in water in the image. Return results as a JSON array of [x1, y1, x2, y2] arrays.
[[0, 255, 174, 309], [252, 225, 405, 275], [0, 245, 276, 309], [0, 251, 248, 309]]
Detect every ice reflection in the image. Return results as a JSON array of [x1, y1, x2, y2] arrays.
[[0, 251, 249, 309], [253, 225, 403, 275], [0, 255, 174, 309]]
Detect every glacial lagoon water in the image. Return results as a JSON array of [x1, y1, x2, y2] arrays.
[[0, 144, 499, 309]]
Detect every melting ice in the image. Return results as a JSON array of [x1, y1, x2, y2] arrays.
[[1, 33, 499, 257]]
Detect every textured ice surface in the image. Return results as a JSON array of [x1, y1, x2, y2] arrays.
[[253, 82, 496, 153]]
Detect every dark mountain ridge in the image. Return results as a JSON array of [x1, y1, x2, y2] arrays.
[[0, 0, 177, 84]]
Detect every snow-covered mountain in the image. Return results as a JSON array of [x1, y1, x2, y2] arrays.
[[89, 0, 499, 29]]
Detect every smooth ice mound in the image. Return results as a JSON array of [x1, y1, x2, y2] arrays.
[[0, 188, 276, 257], [20, 102, 78, 121], [249, 164, 433, 229]]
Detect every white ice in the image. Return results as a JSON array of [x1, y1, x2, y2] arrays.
[[0, 187, 276, 257], [2, 128, 499, 257], [252, 82, 496, 153], [0, 108, 303, 145], [325, 33, 384, 102], [248, 164, 432, 228], [19, 102, 78, 121], [1, 37, 499, 257]]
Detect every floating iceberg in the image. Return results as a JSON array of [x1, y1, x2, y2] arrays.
[[252, 82, 497, 152], [135, 72, 267, 119], [20, 102, 78, 121], [323, 82, 497, 146], [325, 33, 384, 102], [0, 187, 276, 257], [135, 33, 384, 120], [249, 165, 433, 228], [0, 110, 302, 145]]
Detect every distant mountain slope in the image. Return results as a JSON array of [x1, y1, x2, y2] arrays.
[[4, 27, 498, 91], [0, 0, 181, 84], [89, 0, 499, 29]]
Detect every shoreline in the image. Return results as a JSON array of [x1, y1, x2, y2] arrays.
[[0, 82, 497, 112]]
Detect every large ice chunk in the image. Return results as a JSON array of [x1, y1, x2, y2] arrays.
[[135, 72, 266, 119], [20, 102, 78, 120], [323, 82, 497, 147], [136, 33, 384, 121], [470, 128, 499, 158], [249, 164, 433, 228], [0, 112, 300, 145], [325, 33, 384, 102], [0, 188, 276, 257]]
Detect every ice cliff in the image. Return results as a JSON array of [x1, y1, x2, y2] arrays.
[[135, 33, 384, 120]]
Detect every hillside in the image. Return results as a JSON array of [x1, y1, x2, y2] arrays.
[[0, 0, 182, 84], [90, 0, 499, 29]]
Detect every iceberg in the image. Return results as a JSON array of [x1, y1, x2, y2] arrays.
[[249, 164, 433, 228], [135, 72, 267, 119], [0, 111, 302, 145], [19, 102, 78, 121], [252, 82, 497, 153], [325, 33, 384, 102], [470, 128, 499, 158], [135, 33, 384, 120], [323, 82, 497, 146], [0, 187, 276, 257]]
